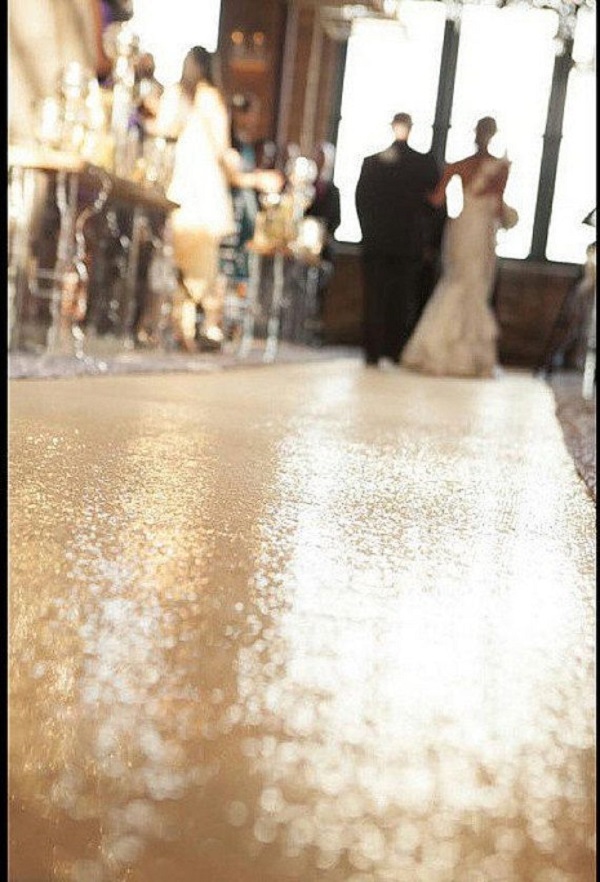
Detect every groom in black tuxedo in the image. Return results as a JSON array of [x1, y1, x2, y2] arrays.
[[355, 112, 444, 366]]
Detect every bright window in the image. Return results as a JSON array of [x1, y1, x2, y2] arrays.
[[546, 6, 597, 264], [131, 0, 222, 86], [333, 2, 446, 243], [334, 1, 594, 265], [446, 5, 557, 258]]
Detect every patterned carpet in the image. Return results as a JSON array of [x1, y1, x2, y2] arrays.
[[549, 372, 596, 502]]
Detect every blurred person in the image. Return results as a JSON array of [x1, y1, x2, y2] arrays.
[[169, 270, 204, 353], [355, 112, 442, 367], [232, 98, 277, 170], [302, 142, 341, 335], [306, 142, 341, 248], [541, 233, 596, 373], [256, 139, 278, 170], [218, 93, 261, 344], [230, 92, 262, 153], [135, 52, 163, 122], [152, 46, 282, 349], [101, 0, 133, 24], [283, 142, 302, 178], [220, 94, 262, 306], [125, 53, 164, 149], [402, 116, 517, 378]]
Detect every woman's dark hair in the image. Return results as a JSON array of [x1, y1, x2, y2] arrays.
[[104, 0, 133, 22], [186, 46, 214, 86], [475, 116, 497, 140]]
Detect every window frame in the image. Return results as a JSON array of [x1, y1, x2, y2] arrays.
[[330, 4, 594, 266]]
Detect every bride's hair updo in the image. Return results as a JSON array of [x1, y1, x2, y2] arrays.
[[475, 116, 497, 145]]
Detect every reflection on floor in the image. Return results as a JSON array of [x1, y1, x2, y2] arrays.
[[9, 361, 596, 882], [8, 343, 359, 380]]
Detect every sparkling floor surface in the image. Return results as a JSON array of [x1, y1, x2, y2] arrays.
[[9, 362, 596, 882]]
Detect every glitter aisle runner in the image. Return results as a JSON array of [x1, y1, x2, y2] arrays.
[[9, 362, 596, 882]]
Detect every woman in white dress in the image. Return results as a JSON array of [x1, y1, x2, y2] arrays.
[[402, 117, 517, 378], [153, 46, 281, 347]]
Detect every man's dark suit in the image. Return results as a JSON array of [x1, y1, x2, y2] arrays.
[[355, 140, 442, 364]]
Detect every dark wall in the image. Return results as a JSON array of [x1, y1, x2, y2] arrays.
[[217, 0, 287, 142], [495, 259, 581, 367], [218, 0, 343, 150]]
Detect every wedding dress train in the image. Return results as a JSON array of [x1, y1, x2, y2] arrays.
[[402, 158, 509, 378]]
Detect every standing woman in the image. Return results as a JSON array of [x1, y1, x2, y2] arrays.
[[153, 46, 280, 347]]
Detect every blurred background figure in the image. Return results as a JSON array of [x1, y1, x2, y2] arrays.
[[283, 142, 302, 179], [306, 142, 341, 248], [540, 212, 596, 375], [402, 116, 517, 378], [135, 52, 164, 122], [125, 52, 164, 148], [100, 0, 133, 24], [230, 92, 261, 155], [256, 139, 279, 171], [304, 142, 341, 336], [220, 93, 262, 340], [152, 46, 282, 350], [152, 45, 237, 349], [221, 93, 260, 297]]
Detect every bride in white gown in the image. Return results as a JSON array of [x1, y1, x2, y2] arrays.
[[402, 117, 517, 378]]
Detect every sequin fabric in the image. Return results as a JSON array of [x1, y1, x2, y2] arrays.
[[9, 362, 596, 882]]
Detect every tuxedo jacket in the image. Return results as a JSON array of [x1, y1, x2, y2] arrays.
[[355, 140, 443, 259]]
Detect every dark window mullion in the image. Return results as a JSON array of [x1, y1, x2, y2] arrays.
[[431, 15, 461, 168], [529, 39, 574, 261]]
